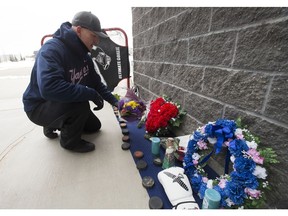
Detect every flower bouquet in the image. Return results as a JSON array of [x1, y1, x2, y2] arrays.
[[118, 88, 146, 119], [143, 96, 186, 138], [183, 118, 279, 209]]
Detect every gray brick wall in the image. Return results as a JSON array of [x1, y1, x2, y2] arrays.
[[132, 7, 288, 209]]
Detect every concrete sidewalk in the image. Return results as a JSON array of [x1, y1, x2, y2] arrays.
[[0, 60, 149, 209]]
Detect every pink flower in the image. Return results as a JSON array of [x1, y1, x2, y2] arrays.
[[202, 177, 208, 183], [244, 188, 261, 199], [224, 141, 230, 147], [224, 139, 233, 147], [193, 160, 198, 165], [218, 179, 227, 189], [247, 148, 264, 164], [236, 134, 244, 139], [201, 126, 206, 134], [197, 140, 208, 150]]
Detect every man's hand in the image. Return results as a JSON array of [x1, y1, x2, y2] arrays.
[[93, 92, 104, 111], [113, 101, 119, 110]]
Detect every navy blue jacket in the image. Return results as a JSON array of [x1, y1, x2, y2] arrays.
[[23, 22, 117, 113]]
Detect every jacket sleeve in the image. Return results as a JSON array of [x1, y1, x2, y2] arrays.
[[37, 47, 99, 103], [87, 58, 118, 106]]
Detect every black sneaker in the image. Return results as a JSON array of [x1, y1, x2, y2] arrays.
[[43, 127, 58, 139], [69, 139, 95, 153]]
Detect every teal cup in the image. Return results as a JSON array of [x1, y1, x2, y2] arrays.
[[150, 137, 161, 156], [202, 188, 221, 209]]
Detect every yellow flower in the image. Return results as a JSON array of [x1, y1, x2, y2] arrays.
[[124, 100, 139, 109]]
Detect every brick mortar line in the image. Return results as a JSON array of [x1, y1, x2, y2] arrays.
[[185, 112, 204, 125], [208, 8, 213, 32], [200, 68, 206, 92], [224, 103, 288, 130], [230, 32, 239, 68], [131, 7, 153, 24], [133, 14, 288, 38], [261, 76, 275, 114], [132, 8, 188, 28], [134, 71, 288, 129], [133, 60, 287, 76]]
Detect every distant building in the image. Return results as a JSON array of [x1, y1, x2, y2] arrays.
[[0, 54, 26, 63]]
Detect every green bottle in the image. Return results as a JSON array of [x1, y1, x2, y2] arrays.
[[162, 146, 175, 169]]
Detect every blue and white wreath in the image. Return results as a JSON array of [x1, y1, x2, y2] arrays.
[[183, 118, 278, 209]]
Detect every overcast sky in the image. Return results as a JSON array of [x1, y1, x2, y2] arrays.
[[0, 0, 286, 55], [0, 0, 135, 55]]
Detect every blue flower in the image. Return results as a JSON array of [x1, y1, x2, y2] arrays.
[[187, 139, 197, 152], [193, 130, 205, 141], [199, 183, 207, 199], [205, 124, 213, 136], [225, 180, 246, 205], [229, 139, 249, 157], [191, 174, 203, 191], [230, 171, 259, 189], [183, 162, 195, 177], [234, 157, 256, 174], [213, 185, 229, 207]]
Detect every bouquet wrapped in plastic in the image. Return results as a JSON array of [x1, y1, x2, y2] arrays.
[[118, 88, 146, 119]]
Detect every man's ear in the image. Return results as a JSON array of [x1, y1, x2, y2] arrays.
[[72, 26, 82, 36], [76, 26, 82, 34]]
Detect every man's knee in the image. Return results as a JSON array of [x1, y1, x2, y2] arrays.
[[83, 111, 102, 133], [83, 123, 101, 133]]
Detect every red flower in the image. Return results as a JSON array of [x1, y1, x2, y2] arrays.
[[145, 97, 179, 134]]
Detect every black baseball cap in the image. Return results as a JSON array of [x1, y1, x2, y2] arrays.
[[72, 11, 108, 38]]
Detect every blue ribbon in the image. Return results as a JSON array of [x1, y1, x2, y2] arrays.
[[214, 126, 233, 154], [198, 123, 235, 173], [199, 149, 214, 165], [225, 148, 231, 174], [215, 128, 224, 154]]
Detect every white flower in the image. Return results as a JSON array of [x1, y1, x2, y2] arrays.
[[225, 198, 234, 207], [263, 181, 269, 188], [230, 155, 236, 163], [242, 128, 248, 132], [189, 134, 194, 141], [235, 128, 243, 136], [234, 128, 244, 139], [253, 166, 267, 179], [207, 179, 213, 189], [246, 140, 258, 149], [207, 137, 217, 144], [192, 153, 201, 160]]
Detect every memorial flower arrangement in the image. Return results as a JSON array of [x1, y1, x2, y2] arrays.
[[144, 96, 186, 137], [183, 118, 279, 209], [118, 100, 146, 117], [118, 89, 146, 118]]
